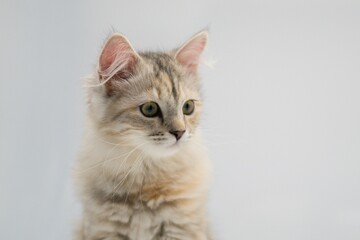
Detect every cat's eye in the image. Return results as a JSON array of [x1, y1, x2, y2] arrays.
[[140, 102, 159, 117], [182, 100, 195, 115]]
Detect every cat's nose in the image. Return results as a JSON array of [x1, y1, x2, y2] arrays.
[[169, 130, 186, 141]]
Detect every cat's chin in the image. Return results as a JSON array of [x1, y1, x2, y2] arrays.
[[141, 141, 184, 159]]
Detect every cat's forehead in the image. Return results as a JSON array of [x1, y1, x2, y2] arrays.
[[140, 52, 186, 101], [140, 52, 177, 71], [151, 72, 182, 100]]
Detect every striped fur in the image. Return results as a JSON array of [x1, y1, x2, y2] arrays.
[[74, 31, 212, 240]]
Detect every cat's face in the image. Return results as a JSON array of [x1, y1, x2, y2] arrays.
[[88, 32, 207, 159]]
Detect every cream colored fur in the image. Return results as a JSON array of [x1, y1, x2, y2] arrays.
[[73, 31, 212, 240]]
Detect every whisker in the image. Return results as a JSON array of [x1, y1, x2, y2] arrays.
[[111, 142, 147, 179], [124, 152, 144, 204], [111, 142, 148, 198], [76, 147, 130, 173]]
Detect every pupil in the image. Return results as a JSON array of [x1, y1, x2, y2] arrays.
[[148, 105, 153, 112]]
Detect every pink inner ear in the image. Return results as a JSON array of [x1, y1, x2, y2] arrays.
[[99, 39, 119, 72], [175, 32, 208, 74], [98, 35, 137, 79]]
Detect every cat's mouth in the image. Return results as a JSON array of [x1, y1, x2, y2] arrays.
[[155, 139, 179, 148], [138, 135, 184, 158], [154, 136, 186, 148], [166, 141, 180, 148], [142, 131, 191, 158]]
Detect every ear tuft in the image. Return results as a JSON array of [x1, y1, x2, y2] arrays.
[[174, 31, 208, 74], [98, 34, 139, 94]]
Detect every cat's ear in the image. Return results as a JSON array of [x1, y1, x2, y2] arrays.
[[174, 31, 208, 75], [98, 33, 139, 94]]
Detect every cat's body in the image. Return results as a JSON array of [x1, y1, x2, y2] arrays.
[[74, 32, 212, 240]]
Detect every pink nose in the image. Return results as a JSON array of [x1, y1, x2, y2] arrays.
[[169, 130, 186, 141]]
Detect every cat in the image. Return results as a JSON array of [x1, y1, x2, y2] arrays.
[[73, 30, 212, 240]]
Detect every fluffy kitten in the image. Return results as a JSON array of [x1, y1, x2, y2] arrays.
[[74, 31, 212, 240]]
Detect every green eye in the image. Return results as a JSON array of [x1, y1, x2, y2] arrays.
[[140, 102, 159, 117], [182, 100, 195, 115]]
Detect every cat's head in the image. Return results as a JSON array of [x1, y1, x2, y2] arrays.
[[87, 31, 208, 158]]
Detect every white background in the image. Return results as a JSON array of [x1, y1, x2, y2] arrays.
[[1, 0, 360, 239]]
